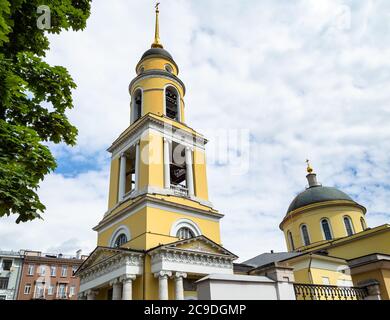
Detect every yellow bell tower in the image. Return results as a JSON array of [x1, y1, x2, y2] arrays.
[[94, 3, 223, 252]]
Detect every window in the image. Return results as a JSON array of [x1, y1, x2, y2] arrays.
[[114, 234, 128, 248], [169, 141, 191, 195], [360, 217, 367, 231], [300, 224, 311, 246], [39, 265, 46, 276], [288, 231, 295, 250], [24, 284, 31, 294], [72, 266, 78, 276], [131, 89, 142, 123], [35, 283, 45, 299], [0, 295, 6, 300], [321, 219, 333, 240], [2, 259, 12, 271], [47, 285, 54, 295], [165, 64, 173, 73], [50, 266, 56, 277], [0, 277, 9, 289], [61, 266, 67, 277], [27, 264, 34, 276], [176, 227, 195, 240], [58, 284, 67, 299], [343, 216, 354, 236], [165, 86, 179, 121], [69, 286, 75, 297]]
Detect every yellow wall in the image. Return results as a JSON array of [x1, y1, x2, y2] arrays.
[[282, 203, 366, 251], [145, 206, 221, 249], [352, 269, 390, 300], [107, 158, 119, 210], [193, 149, 209, 200], [325, 229, 390, 260]]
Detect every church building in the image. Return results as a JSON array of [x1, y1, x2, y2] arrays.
[[76, 5, 238, 300], [76, 5, 390, 300]]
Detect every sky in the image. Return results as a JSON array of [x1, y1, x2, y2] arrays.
[[1, 0, 390, 262]]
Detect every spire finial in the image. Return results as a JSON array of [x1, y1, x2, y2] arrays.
[[306, 159, 314, 174], [152, 2, 163, 49]]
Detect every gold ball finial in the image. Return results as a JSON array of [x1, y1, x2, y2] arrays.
[[306, 159, 313, 174]]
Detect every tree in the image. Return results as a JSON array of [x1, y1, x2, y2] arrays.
[[0, 0, 91, 223]]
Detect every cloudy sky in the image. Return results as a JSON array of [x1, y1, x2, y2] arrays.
[[1, 0, 390, 261]]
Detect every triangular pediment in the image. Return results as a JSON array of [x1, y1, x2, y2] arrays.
[[159, 236, 238, 259], [76, 246, 143, 274]]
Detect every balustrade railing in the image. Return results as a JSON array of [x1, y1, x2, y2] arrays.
[[170, 184, 188, 197], [294, 283, 368, 300]]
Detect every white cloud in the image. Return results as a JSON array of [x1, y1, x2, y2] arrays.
[[1, 1, 390, 262]]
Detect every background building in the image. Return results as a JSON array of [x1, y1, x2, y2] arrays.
[[0, 250, 23, 300], [16, 250, 87, 300]]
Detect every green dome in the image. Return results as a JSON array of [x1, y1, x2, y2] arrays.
[[287, 185, 355, 214]]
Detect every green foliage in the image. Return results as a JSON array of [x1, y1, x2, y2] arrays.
[[0, 0, 91, 223]]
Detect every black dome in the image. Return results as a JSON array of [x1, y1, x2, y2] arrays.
[[287, 186, 355, 214], [141, 48, 174, 61]]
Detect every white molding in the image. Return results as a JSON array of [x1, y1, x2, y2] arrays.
[[79, 253, 143, 293], [110, 118, 207, 159], [170, 218, 202, 238], [97, 199, 221, 233], [108, 225, 131, 247], [131, 74, 184, 96]]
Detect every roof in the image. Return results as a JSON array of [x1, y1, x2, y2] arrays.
[[141, 48, 174, 61], [287, 185, 356, 214], [242, 252, 301, 268]]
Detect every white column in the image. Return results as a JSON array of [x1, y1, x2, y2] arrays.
[[185, 147, 194, 196], [110, 279, 122, 300], [155, 271, 172, 300], [118, 153, 127, 201], [86, 290, 97, 300], [174, 272, 187, 300], [163, 138, 171, 189], [135, 142, 140, 192], [121, 275, 136, 300]]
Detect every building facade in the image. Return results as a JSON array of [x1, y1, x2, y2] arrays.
[[0, 251, 23, 300], [76, 5, 239, 300], [16, 250, 87, 300]]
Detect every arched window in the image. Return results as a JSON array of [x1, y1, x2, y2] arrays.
[[287, 231, 295, 251], [114, 234, 128, 248], [360, 217, 367, 231], [131, 89, 142, 123], [165, 86, 180, 121], [176, 227, 195, 240], [343, 216, 354, 236], [109, 226, 131, 248], [300, 224, 311, 246], [321, 219, 333, 240]]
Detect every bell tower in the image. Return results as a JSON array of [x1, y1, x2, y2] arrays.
[[94, 4, 223, 252]]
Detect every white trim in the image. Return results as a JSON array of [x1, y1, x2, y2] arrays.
[[300, 224, 311, 246], [170, 218, 202, 238], [320, 218, 334, 240], [130, 87, 143, 124], [98, 199, 219, 233], [131, 74, 184, 97], [109, 225, 131, 247], [164, 84, 181, 122]]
